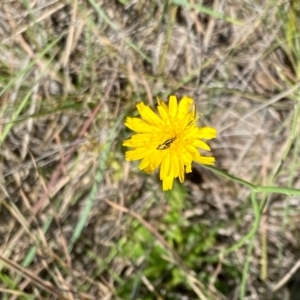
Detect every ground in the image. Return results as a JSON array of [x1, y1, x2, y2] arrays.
[[0, 1, 300, 299]]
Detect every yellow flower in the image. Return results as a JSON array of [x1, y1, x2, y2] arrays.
[[123, 95, 217, 191]]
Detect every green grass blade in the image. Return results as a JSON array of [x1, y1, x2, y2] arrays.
[[70, 114, 125, 247], [0, 53, 57, 147], [0, 34, 63, 98]]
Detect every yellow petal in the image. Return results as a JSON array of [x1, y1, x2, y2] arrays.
[[139, 151, 164, 172], [168, 95, 178, 119], [180, 150, 193, 170], [162, 175, 174, 191], [157, 97, 168, 112], [170, 154, 179, 179], [123, 134, 152, 148], [177, 96, 193, 119], [160, 154, 171, 180], [150, 152, 164, 170], [194, 155, 215, 165], [139, 157, 150, 170], [125, 148, 147, 161], [196, 127, 217, 139], [125, 117, 160, 133], [192, 140, 211, 151], [185, 162, 192, 173], [178, 160, 185, 183], [157, 100, 170, 122], [136, 102, 163, 127]]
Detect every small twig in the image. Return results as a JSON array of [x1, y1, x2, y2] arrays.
[[0, 255, 69, 300], [272, 258, 300, 292]]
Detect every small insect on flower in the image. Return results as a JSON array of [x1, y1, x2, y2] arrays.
[[123, 95, 217, 191], [157, 137, 176, 150]]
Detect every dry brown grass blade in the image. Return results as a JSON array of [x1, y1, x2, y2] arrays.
[[203, 0, 219, 52], [61, 0, 78, 68], [0, 254, 69, 300], [272, 258, 300, 292], [2, 2, 66, 43], [32, 71, 118, 216], [28, 150, 72, 269]]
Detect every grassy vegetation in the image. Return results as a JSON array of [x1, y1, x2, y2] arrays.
[[0, 1, 300, 299]]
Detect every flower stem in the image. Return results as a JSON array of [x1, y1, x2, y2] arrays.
[[202, 165, 300, 196]]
